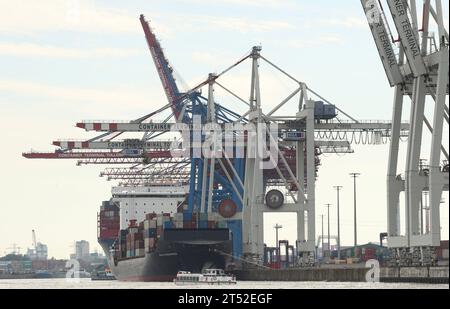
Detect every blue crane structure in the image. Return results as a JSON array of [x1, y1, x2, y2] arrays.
[[139, 15, 245, 257]]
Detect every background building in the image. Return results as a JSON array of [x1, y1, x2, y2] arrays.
[[74, 240, 90, 260], [26, 242, 48, 261]]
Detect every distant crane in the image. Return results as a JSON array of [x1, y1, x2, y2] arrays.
[[6, 244, 21, 255], [32, 229, 37, 251]]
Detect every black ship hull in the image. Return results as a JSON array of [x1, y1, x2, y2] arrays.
[[99, 228, 232, 282]]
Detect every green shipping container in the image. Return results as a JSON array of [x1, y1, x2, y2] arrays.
[[22, 261, 32, 270], [217, 221, 227, 228]]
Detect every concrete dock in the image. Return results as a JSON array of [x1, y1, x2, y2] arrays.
[[234, 266, 449, 283], [380, 266, 449, 284], [234, 267, 368, 282]]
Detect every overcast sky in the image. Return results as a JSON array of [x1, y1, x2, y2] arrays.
[[0, 0, 448, 259]]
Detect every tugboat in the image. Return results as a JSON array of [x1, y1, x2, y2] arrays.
[[173, 269, 237, 285]]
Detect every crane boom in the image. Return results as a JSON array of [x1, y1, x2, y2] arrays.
[[140, 14, 184, 121], [360, 0, 404, 86], [386, 0, 427, 77], [52, 140, 175, 150], [76, 120, 408, 132], [22, 150, 173, 159]]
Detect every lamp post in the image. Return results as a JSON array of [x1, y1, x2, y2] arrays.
[[350, 173, 360, 252], [424, 191, 430, 234], [333, 186, 343, 260], [325, 204, 332, 257], [420, 191, 424, 234], [274, 224, 283, 264], [321, 214, 324, 259]]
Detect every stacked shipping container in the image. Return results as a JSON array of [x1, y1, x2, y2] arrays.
[[98, 201, 120, 240], [115, 212, 223, 260]]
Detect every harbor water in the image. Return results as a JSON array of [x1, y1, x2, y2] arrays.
[[0, 279, 447, 289]]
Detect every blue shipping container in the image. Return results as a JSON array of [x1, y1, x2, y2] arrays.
[[163, 221, 173, 229], [144, 228, 157, 238]]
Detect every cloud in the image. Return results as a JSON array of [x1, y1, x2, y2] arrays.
[[0, 79, 158, 109], [0, 0, 139, 35], [199, 16, 295, 33], [0, 42, 143, 59], [192, 51, 218, 65], [317, 17, 367, 30], [178, 0, 295, 8], [219, 0, 289, 6], [191, 51, 238, 68], [0, 0, 294, 37], [288, 36, 344, 49], [147, 14, 296, 35]]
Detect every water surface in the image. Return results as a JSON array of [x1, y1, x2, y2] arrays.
[[0, 279, 447, 289]]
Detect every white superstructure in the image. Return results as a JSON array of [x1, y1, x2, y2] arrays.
[[112, 185, 189, 229], [173, 269, 237, 285]]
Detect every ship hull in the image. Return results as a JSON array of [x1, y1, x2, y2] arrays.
[[99, 229, 232, 282], [109, 250, 177, 281]]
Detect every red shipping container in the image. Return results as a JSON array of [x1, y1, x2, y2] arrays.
[[135, 240, 144, 249], [146, 213, 157, 220], [157, 226, 163, 235], [269, 262, 280, 269], [100, 229, 119, 239]]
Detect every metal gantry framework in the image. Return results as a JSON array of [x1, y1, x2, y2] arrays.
[[362, 0, 449, 254], [23, 13, 412, 266]]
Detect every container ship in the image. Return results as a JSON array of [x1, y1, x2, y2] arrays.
[[97, 184, 233, 281]]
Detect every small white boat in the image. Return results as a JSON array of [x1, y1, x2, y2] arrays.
[[91, 269, 116, 281], [173, 269, 237, 285]]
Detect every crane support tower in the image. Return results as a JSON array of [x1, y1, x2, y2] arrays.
[[362, 0, 449, 266]]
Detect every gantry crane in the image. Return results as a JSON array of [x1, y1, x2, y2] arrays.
[[361, 0, 449, 265], [23, 13, 410, 265]]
